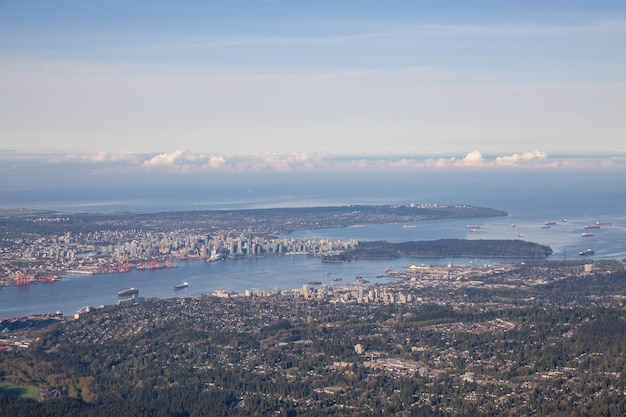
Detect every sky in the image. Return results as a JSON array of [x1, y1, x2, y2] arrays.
[[1, 0, 626, 177]]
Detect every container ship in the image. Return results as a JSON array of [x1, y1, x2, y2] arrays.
[[117, 287, 138, 297]]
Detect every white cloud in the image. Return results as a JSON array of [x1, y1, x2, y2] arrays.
[[459, 151, 485, 167], [412, 19, 626, 37], [446, 150, 549, 168], [46, 152, 142, 165], [141, 150, 226, 173], [411, 151, 561, 169], [82, 151, 140, 163], [8, 150, 626, 176], [142, 150, 189, 167], [231, 152, 326, 172], [494, 151, 548, 167], [205, 156, 227, 169], [139, 150, 329, 173]]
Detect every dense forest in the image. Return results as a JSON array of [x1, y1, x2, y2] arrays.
[[322, 239, 553, 261], [1, 262, 626, 416]]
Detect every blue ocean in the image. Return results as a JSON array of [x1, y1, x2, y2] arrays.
[[1, 170, 625, 317], [2, 170, 623, 216]]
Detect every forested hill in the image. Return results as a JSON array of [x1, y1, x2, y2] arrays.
[[323, 239, 553, 261]]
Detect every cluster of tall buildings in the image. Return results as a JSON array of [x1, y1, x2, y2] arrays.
[[2, 226, 359, 283]]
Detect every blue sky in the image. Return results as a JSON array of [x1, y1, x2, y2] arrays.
[[1, 0, 626, 175]]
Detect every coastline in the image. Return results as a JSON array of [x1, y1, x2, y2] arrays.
[[0, 204, 506, 288]]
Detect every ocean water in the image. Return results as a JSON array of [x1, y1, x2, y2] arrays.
[[1, 170, 625, 317], [2, 170, 624, 216]]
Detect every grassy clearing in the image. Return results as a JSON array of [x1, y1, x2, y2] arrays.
[[0, 378, 39, 400]]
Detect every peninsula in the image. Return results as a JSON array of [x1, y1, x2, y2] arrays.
[[1, 203, 509, 285], [322, 239, 553, 261]]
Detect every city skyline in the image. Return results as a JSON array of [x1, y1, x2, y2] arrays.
[[1, 0, 625, 175]]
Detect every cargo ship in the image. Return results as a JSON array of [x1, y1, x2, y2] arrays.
[[173, 282, 188, 290], [596, 222, 612, 226], [117, 287, 138, 297], [308, 281, 322, 285], [579, 249, 594, 256], [581, 233, 594, 238], [402, 225, 417, 229], [584, 225, 601, 229]]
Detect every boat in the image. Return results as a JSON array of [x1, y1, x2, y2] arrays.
[[308, 281, 322, 285], [579, 249, 594, 256], [332, 277, 343, 281], [541, 225, 551, 229], [37, 274, 56, 283], [584, 225, 601, 229], [117, 287, 138, 297], [518, 234, 524, 238], [581, 233, 594, 237], [544, 221, 556, 225], [355, 276, 370, 284], [173, 282, 188, 290], [466, 225, 480, 229], [402, 225, 417, 229]]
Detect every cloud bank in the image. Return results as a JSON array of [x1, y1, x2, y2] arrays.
[[20, 150, 623, 174]]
